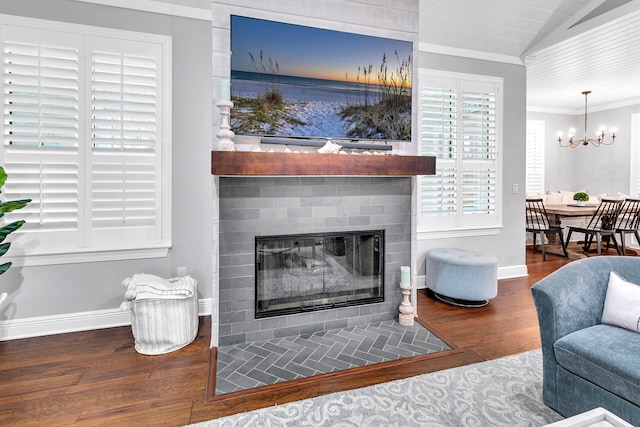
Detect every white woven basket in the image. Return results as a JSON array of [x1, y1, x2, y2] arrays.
[[122, 274, 198, 355]]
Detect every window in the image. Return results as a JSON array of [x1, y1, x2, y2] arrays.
[[418, 70, 502, 236], [631, 113, 640, 196], [0, 17, 172, 265], [526, 120, 545, 195]]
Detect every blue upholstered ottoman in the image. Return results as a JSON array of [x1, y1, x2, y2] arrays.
[[426, 248, 498, 307]]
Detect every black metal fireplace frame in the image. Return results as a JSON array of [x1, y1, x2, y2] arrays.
[[254, 230, 385, 319]]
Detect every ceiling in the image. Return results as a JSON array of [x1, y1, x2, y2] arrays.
[[419, 0, 640, 113]]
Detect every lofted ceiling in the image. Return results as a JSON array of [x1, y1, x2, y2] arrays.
[[419, 0, 640, 113]]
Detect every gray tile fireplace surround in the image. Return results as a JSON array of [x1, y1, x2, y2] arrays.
[[218, 176, 411, 346]]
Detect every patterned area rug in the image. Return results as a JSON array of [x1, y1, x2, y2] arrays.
[[189, 349, 564, 427]]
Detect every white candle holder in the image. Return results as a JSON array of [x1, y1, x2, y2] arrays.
[[399, 282, 414, 326], [216, 100, 235, 151]]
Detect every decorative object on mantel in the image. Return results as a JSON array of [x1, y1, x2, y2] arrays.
[[216, 100, 235, 151], [398, 265, 414, 326], [260, 135, 393, 151], [317, 139, 342, 154], [216, 78, 235, 151], [557, 91, 616, 148]]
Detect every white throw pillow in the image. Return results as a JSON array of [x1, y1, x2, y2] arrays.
[[545, 191, 562, 204], [560, 189, 586, 204], [601, 271, 640, 333], [587, 193, 607, 205]]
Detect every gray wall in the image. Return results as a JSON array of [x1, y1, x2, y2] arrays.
[[528, 103, 640, 196], [0, 1, 212, 320], [0, 0, 532, 335], [417, 53, 529, 277]]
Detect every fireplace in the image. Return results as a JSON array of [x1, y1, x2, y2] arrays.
[[255, 230, 384, 318], [215, 176, 413, 346]]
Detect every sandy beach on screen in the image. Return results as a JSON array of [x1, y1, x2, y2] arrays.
[[231, 79, 372, 138]]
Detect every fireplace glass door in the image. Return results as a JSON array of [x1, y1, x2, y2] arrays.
[[255, 231, 384, 318]]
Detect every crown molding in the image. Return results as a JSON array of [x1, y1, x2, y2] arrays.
[[528, 96, 640, 115], [526, 105, 577, 115], [71, 0, 212, 20], [419, 42, 524, 65]]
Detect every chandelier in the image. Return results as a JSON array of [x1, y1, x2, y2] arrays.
[[557, 91, 616, 148]]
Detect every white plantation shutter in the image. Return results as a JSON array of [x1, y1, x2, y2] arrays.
[[460, 88, 497, 227], [91, 152, 157, 227], [419, 85, 457, 226], [418, 71, 502, 232], [89, 39, 162, 246], [526, 120, 545, 195], [0, 19, 171, 263], [2, 27, 83, 249]]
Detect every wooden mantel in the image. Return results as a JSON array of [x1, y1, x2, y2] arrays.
[[211, 151, 435, 176]]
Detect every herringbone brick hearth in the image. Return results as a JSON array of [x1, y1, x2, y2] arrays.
[[215, 320, 450, 394]]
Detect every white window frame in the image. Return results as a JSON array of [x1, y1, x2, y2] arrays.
[[526, 119, 545, 195], [0, 15, 172, 266], [417, 69, 503, 239], [631, 113, 640, 197]]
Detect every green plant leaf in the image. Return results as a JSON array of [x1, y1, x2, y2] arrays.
[[0, 261, 12, 276], [0, 220, 25, 244], [0, 242, 10, 257], [573, 192, 589, 202], [0, 199, 31, 213], [0, 166, 6, 190]]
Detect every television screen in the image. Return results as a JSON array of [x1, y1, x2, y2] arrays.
[[230, 15, 413, 142]]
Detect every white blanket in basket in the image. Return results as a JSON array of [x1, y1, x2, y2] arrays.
[[120, 273, 199, 355]]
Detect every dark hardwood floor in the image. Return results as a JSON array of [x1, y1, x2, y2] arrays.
[[0, 249, 572, 426]]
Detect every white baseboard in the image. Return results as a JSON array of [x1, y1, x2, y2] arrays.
[[0, 298, 213, 341], [1, 263, 529, 341], [498, 264, 528, 279], [416, 264, 528, 289]]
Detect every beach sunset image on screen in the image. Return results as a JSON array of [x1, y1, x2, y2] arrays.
[[230, 15, 413, 141]]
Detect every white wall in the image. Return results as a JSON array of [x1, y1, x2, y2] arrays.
[[526, 111, 577, 193], [0, 0, 212, 338], [529, 103, 640, 196]]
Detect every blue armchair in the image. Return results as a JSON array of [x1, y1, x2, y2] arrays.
[[531, 257, 640, 425]]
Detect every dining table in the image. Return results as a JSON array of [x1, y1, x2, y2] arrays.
[[543, 203, 598, 221]]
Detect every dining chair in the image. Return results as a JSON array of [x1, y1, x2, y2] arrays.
[[525, 198, 568, 260], [565, 198, 623, 256], [612, 197, 640, 255]]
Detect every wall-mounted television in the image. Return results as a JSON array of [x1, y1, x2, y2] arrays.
[[230, 15, 413, 143]]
